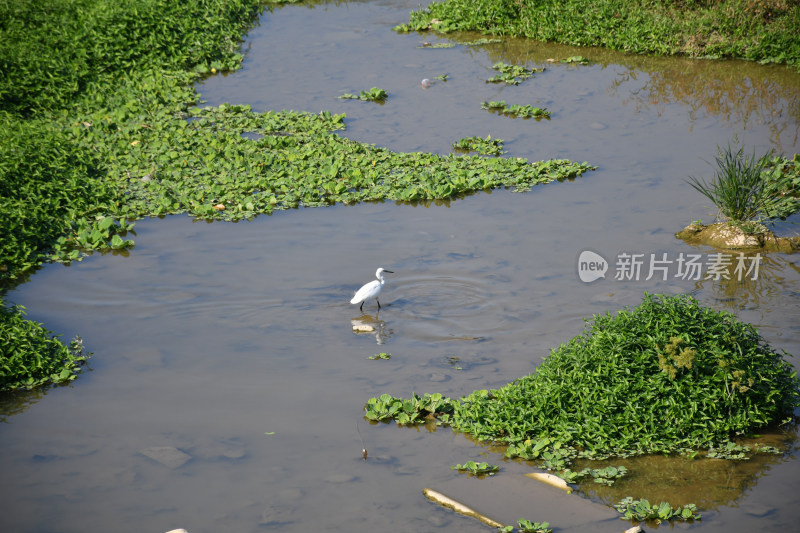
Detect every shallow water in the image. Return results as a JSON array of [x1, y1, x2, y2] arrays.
[[2, 1, 800, 532]]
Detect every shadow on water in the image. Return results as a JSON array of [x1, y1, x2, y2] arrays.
[[2, 1, 800, 532], [572, 423, 800, 513]]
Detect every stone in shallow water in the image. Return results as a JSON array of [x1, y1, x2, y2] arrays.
[[140, 446, 192, 469]]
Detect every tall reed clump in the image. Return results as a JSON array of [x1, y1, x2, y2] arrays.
[[686, 144, 791, 226]]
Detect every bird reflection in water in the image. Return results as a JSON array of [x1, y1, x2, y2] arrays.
[[351, 314, 392, 345]]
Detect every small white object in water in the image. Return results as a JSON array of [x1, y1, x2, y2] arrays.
[[421, 78, 434, 88], [350, 267, 393, 311], [525, 471, 573, 493]]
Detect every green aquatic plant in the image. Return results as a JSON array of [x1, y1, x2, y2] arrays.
[[505, 104, 549, 119], [560, 56, 589, 64], [452, 135, 505, 156], [364, 392, 456, 425], [706, 440, 751, 460], [0, 305, 89, 391], [451, 460, 499, 476], [558, 465, 628, 486], [614, 497, 700, 523], [367, 294, 800, 459], [338, 87, 388, 102], [486, 62, 541, 85], [481, 101, 550, 119], [499, 519, 552, 533], [368, 352, 391, 360], [461, 38, 502, 46]]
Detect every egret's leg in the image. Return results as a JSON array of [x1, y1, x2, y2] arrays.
[[360, 301, 364, 312], [377, 298, 381, 310]]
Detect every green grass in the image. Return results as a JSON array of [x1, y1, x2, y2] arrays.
[[396, 0, 800, 70], [687, 144, 800, 224]]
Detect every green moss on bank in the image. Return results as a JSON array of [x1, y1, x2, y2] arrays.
[[397, 0, 800, 70]]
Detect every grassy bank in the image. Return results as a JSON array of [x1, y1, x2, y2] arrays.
[[397, 0, 800, 70], [0, 0, 594, 391]]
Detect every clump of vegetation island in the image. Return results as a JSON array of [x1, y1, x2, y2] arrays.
[[481, 101, 550, 119], [365, 293, 800, 467], [452, 135, 506, 155], [677, 145, 800, 250], [395, 0, 800, 71], [0, 0, 595, 391], [486, 62, 542, 85], [338, 87, 389, 102]]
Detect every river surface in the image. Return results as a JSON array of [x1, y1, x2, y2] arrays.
[[2, 1, 800, 532]]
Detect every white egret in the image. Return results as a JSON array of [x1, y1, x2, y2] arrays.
[[350, 268, 394, 311]]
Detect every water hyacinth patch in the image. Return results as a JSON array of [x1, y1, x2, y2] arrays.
[[452, 135, 505, 156], [64, 98, 592, 229], [481, 101, 550, 119], [364, 392, 456, 425], [486, 62, 542, 85], [338, 87, 388, 102], [451, 460, 499, 476], [498, 519, 552, 533], [558, 465, 628, 485], [614, 497, 701, 523]]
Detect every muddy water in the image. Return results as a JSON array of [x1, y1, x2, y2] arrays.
[[2, 1, 800, 532]]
